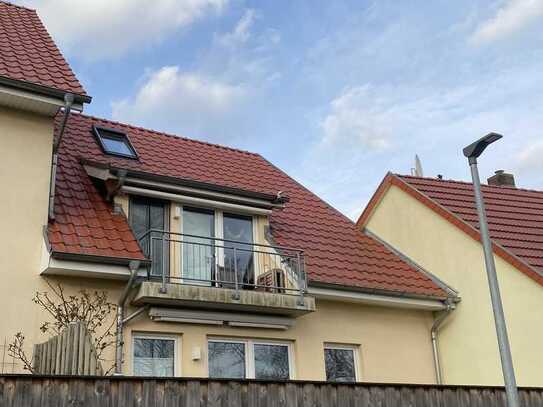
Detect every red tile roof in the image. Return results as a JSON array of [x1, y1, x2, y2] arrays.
[[359, 173, 543, 287], [48, 113, 448, 299], [0, 1, 87, 96]]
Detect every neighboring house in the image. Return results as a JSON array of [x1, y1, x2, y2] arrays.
[[358, 172, 543, 387], [0, 1, 457, 382]]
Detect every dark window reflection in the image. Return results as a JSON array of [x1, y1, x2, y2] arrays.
[[254, 344, 290, 380], [129, 197, 168, 277], [324, 348, 356, 382], [208, 341, 246, 378]]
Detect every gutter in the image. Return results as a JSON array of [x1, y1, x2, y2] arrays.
[[48, 93, 74, 220], [50, 251, 150, 267], [431, 300, 456, 384], [115, 260, 141, 375], [307, 284, 448, 311], [0, 75, 91, 105]]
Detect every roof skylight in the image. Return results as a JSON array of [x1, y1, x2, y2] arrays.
[[93, 126, 137, 159]]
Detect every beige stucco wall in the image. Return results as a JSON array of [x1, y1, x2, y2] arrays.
[[121, 298, 436, 383], [0, 105, 55, 370], [365, 184, 543, 386]]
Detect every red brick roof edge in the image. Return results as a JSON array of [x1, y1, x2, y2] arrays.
[[357, 173, 543, 288]]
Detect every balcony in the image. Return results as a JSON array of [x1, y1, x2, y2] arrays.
[[131, 230, 315, 317]]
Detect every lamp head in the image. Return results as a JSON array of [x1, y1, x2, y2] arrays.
[[463, 133, 503, 163]]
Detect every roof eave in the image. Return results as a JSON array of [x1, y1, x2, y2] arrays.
[[308, 280, 449, 302], [0, 75, 91, 106], [50, 251, 149, 267]]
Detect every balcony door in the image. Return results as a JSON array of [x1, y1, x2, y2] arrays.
[[129, 197, 169, 277], [182, 207, 215, 285], [223, 213, 254, 286]]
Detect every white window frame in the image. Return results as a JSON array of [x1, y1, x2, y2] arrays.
[[132, 332, 180, 377], [179, 206, 258, 281], [207, 337, 294, 379], [323, 343, 360, 382]]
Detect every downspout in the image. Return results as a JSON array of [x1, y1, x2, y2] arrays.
[[431, 300, 456, 384], [48, 93, 75, 220], [115, 260, 141, 375]]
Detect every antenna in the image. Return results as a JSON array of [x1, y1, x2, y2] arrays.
[[410, 154, 424, 177]]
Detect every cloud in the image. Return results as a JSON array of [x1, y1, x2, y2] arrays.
[[111, 66, 246, 139], [516, 141, 543, 171], [470, 0, 543, 45], [217, 9, 257, 47], [17, 0, 227, 60], [320, 86, 392, 152]]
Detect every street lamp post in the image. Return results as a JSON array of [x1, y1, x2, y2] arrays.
[[463, 133, 519, 407]]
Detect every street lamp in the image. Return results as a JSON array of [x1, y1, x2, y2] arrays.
[[463, 133, 519, 407]]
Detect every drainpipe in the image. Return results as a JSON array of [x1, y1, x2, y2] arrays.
[[431, 301, 456, 384], [48, 93, 75, 220], [115, 260, 141, 375]]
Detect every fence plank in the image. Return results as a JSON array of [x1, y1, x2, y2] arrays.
[[31, 322, 103, 376], [1, 376, 543, 407]]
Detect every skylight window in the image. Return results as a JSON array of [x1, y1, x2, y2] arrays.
[[93, 126, 137, 159]]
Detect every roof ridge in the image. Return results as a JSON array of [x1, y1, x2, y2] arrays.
[[0, 0, 36, 12], [77, 112, 261, 157], [396, 173, 543, 195]]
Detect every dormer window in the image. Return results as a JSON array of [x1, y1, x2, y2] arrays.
[[93, 126, 137, 159]]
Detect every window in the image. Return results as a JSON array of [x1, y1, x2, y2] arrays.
[[181, 208, 254, 286], [208, 339, 292, 380], [208, 341, 246, 379], [133, 335, 177, 376], [93, 126, 137, 158], [324, 344, 359, 382], [129, 197, 169, 277]]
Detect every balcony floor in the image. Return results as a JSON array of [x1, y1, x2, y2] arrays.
[[132, 281, 316, 317]]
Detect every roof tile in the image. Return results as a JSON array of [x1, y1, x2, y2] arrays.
[[0, 1, 86, 95]]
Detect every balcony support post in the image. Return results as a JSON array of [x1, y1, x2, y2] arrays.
[[233, 247, 240, 300], [296, 252, 305, 306], [160, 233, 167, 294]]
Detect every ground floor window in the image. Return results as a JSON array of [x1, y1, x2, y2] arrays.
[[324, 344, 359, 382], [208, 338, 292, 380], [133, 334, 177, 376]]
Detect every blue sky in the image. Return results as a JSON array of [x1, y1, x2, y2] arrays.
[[18, 0, 543, 219]]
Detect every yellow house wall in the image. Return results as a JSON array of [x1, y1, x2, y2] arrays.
[[364, 184, 543, 386], [0, 105, 54, 370], [121, 298, 436, 383]]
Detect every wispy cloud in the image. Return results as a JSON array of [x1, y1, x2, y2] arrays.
[[470, 0, 543, 45], [17, 0, 227, 60], [111, 66, 246, 138], [320, 86, 393, 152], [217, 9, 257, 47], [516, 141, 543, 171]]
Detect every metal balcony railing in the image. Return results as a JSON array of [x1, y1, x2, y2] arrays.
[[137, 230, 307, 303]]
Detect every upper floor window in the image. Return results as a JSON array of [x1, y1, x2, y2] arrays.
[[93, 126, 137, 158]]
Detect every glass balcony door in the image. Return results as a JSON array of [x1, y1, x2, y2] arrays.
[[182, 207, 215, 285], [223, 213, 254, 286], [130, 197, 169, 277]]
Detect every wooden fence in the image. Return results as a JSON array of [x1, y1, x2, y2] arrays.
[[32, 322, 103, 376], [0, 375, 542, 406]]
